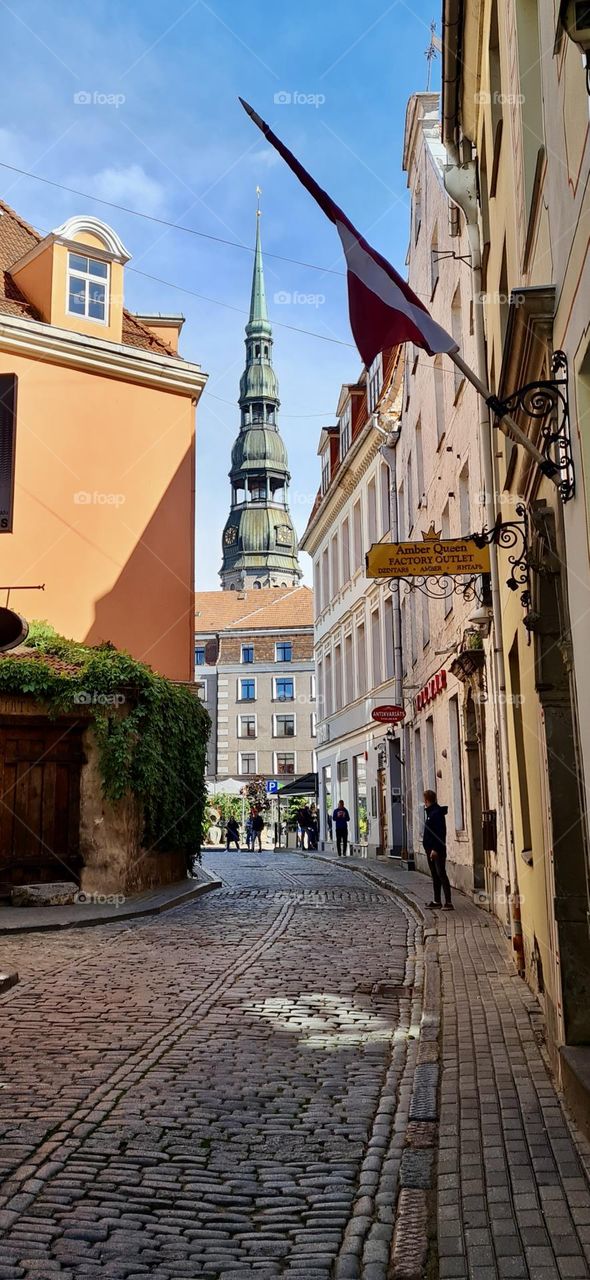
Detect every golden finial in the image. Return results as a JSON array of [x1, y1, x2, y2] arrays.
[[256, 185, 262, 217]]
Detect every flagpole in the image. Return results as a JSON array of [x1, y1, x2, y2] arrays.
[[449, 350, 558, 483]]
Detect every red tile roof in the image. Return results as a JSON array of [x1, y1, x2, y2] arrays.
[[195, 586, 314, 633], [0, 199, 176, 356]]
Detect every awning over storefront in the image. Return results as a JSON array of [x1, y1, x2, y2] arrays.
[[277, 772, 318, 798]]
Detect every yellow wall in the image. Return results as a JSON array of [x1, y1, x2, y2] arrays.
[[0, 347, 196, 680], [462, 0, 561, 1033]]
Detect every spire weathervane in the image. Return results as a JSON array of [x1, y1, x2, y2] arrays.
[[256, 184, 262, 216]]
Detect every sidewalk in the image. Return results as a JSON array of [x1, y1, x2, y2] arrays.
[[306, 850, 590, 1280], [0, 864, 221, 936]]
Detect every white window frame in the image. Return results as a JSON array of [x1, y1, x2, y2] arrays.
[[273, 676, 295, 701], [274, 749, 297, 776], [321, 449, 330, 494], [311, 712, 317, 737], [238, 676, 257, 702], [238, 713, 258, 739], [340, 402, 352, 458], [273, 712, 296, 738], [239, 750, 258, 776], [66, 251, 109, 325], [241, 643, 255, 664], [195, 645, 206, 667], [367, 353, 383, 413], [275, 641, 293, 663]]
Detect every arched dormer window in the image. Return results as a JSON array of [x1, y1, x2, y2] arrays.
[[10, 214, 130, 340]]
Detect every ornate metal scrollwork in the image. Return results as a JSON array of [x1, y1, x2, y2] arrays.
[[472, 504, 533, 634], [488, 350, 574, 502], [391, 573, 486, 604]]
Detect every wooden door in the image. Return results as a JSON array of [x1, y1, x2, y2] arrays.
[[0, 720, 85, 888]]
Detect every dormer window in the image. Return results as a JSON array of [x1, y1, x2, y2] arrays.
[[67, 253, 108, 323], [321, 448, 330, 495]]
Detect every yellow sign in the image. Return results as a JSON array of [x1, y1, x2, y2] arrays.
[[366, 524, 491, 579]]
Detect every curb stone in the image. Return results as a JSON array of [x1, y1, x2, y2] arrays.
[[0, 871, 221, 936], [291, 851, 441, 1280]]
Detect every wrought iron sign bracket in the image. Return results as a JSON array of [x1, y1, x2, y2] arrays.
[[390, 573, 487, 605], [472, 506, 534, 636], [487, 350, 574, 502]]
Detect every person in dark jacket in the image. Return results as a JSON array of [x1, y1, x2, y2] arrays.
[[332, 799, 350, 857], [225, 817, 240, 851], [252, 810, 264, 851], [423, 790, 453, 909]]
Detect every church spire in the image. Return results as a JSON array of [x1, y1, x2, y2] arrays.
[[219, 196, 302, 592], [248, 187, 269, 331]]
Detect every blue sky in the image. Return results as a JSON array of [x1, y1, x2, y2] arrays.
[[1, 0, 439, 588]]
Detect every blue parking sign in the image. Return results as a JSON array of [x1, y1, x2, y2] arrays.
[[265, 779, 279, 794]]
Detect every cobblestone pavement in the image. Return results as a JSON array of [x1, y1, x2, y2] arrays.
[[310, 851, 590, 1280], [0, 852, 429, 1280]]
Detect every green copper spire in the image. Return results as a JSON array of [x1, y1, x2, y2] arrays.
[[246, 197, 271, 338], [220, 195, 302, 591]]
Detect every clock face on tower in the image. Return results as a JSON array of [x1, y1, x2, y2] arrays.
[[276, 525, 292, 546], [223, 526, 237, 547]]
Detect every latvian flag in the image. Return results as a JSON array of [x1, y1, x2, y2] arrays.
[[240, 99, 458, 367]]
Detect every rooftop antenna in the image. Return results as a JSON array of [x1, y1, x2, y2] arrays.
[[425, 20, 442, 90]]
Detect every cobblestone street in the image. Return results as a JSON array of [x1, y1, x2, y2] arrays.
[[1, 851, 589, 1280], [0, 853, 425, 1280]]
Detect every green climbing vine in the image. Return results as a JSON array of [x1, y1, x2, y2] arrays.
[[0, 622, 210, 853]]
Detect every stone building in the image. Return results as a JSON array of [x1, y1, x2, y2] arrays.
[[441, 0, 590, 1107], [300, 349, 405, 858], [194, 587, 316, 783]]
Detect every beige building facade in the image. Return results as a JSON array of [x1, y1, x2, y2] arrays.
[[396, 92, 510, 905], [442, 0, 590, 1097]]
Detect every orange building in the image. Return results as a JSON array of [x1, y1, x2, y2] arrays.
[[0, 202, 207, 679]]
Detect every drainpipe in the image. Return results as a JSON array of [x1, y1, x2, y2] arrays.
[[442, 155, 520, 940], [379, 429, 408, 859], [379, 431, 403, 706]]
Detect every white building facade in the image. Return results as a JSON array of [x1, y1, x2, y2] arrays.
[[300, 350, 405, 859]]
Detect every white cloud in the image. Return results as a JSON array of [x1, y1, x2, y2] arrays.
[[246, 146, 280, 169], [84, 163, 166, 215]]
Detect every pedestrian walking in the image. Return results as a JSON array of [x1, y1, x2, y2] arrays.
[[308, 803, 319, 850], [332, 799, 350, 857], [252, 809, 264, 852], [225, 817, 240, 851], [245, 814, 254, 851], [423, 789, 453, 909], [297, 804, 311, 849]]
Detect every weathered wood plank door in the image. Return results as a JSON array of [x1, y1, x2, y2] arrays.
[[0, 720, 85, 886]]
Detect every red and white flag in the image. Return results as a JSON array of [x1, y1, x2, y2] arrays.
[[240, 99, 458, 367]]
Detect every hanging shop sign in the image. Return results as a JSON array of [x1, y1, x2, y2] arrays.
[[371, 704, 405, 724], [414, 670, 447, 714], [366, 524, 491, 580]]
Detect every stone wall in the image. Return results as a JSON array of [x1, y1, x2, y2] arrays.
[[79, 723, 187, 895]]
